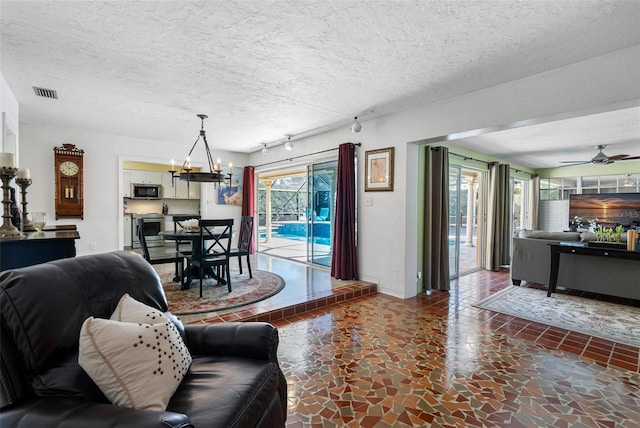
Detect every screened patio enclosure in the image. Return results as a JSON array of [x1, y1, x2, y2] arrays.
[[257, 162, 337, 267]]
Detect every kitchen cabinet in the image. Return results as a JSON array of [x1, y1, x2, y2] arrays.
[[161, 173, 200, 199], [129, 170, 162, 185], [123, 171, 131, 198], [124, 215, 132, 247]]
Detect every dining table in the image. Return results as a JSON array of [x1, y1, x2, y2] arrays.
[[160, 229, 234, 290]]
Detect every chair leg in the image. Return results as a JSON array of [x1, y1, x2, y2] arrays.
[[199, 265, 204, 298], [238, 256, 243, 275], [226, 263, 232, 293], [246, 255, 252, 279]]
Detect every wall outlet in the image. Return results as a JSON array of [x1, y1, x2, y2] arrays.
[[89, 242, 97, 250], [364, 197, 373, 206]]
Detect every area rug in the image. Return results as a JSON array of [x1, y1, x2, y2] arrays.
[[473, 286, 640, 348], [155, 266, 285, 315]]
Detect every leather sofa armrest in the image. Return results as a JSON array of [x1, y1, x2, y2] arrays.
[[1, 398, 192, 428], [184, 322, 279, 361]]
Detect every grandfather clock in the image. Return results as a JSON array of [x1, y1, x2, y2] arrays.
[[54, 143, 84, 219]]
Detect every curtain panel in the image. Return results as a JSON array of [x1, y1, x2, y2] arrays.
[[241, 166, 256, 253], [330, 143, 359, 280], [529, 175, 540, 230], [486, 163, 511, 271], [422, 146, 450, 292]]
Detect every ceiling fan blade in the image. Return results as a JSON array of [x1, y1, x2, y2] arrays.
[[607, 154, 629, 160], [619, 155, 640, 160], [559, 160, 589, 164]]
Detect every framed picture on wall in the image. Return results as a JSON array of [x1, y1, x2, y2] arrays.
[[365, 147, 394, 191], [216, 166, 244, 205]]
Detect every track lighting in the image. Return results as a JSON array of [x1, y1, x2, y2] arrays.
[[284, 138, 293, 151], [350, 117, 362, 133], [262, 144, 269, 156]]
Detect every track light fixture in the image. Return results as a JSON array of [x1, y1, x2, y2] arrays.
[[284, 137, 293, 151], [350, 116, 362, 133], [262, 144, 269, 156]]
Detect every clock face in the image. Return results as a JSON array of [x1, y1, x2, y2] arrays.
[[59, 160, 79, 176]]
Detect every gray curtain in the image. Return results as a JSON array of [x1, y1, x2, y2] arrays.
[[529, 175, 540, 230], [486, 162, 511, 271], [422, 146, 450, 291]]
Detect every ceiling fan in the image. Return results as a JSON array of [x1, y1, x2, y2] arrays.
[[560, 144, 640, 166]]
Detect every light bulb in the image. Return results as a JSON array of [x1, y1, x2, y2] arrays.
[[262, 145, 269, 156]]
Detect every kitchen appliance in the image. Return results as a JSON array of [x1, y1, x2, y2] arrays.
[[131, 213, 165, 248], [131, 183, 162, 199]]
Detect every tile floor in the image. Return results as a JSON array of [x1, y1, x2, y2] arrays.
[[170, 255, 640, 427], [274, 270, 640, 427]]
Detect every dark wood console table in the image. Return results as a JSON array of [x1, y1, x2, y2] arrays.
[[548, 243, 640, 297], [0, 230, 80, 271]]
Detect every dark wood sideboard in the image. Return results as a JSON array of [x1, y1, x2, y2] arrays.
[[0, 227, 80, 271]]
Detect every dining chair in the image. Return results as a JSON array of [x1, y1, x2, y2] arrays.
[[228, 216, 254, 279], [171, 215, 201, 283], [191, 218, 234, 298], [136, 218, 185, 283]]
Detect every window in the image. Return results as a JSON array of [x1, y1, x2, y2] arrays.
[[540, 173, 639, 198]]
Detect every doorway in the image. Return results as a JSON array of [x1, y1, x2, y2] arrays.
[[257, 159, 338, 268], [449, 166, 485, 278]]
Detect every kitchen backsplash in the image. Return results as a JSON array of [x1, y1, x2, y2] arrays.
[[125, 198, 199, 215]]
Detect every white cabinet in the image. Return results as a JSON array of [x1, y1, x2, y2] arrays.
[[124, 215, 132, 247], [161, 173, 200, 199], [129, 170, 162, 184], [123, 171, 131, 198]]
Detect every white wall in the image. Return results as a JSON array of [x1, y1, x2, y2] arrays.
[[248, 45, 640, 299], [15, 46, 640, 296], [1, 72, 19, 157], [19, 125, 249, 255], [539, 200, 570, 232]]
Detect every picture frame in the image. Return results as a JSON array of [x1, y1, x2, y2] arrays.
[[365, 147, 394, 192], [216, 166, 244, 205]]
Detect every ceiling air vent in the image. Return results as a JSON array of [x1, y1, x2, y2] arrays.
[[33, 86, 58, 99]]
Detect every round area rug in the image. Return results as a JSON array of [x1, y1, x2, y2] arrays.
[[156, 267, 285, 315]]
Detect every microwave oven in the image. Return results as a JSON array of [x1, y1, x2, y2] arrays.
[[131, 183, 162, 199]]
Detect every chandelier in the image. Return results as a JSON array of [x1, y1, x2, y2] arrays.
[[169, 114, 232, 186]]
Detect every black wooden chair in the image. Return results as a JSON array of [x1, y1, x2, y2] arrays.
[[172, 215, 200, 280], [136, 218, 185, 283], [228, 216, 254, 279], [191, 218, 234, 298]]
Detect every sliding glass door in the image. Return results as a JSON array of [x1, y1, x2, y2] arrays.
[[257, 159, 338, 268], [449, 166, 484, 278], [307, 160, 337, 267]]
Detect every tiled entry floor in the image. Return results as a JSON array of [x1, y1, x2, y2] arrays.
[[271, 270, 640, 427]]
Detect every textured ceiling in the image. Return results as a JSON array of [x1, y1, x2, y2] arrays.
[[1, 1, 639, 166]]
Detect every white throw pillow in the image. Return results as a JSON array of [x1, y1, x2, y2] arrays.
[[78, 295, 192, 411], [110, 293, 169, 324]]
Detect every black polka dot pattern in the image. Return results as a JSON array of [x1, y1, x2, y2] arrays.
[[129, 310, 191, 379]]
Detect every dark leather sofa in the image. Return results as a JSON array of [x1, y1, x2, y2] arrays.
[[0, 251, 287, 427]]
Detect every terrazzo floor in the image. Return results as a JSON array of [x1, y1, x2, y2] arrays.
[[270, 269, 640, 427], [161, 254, 640, 426]]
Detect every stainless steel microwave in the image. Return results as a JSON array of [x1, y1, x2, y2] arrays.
[[131, 183, 162, 199]]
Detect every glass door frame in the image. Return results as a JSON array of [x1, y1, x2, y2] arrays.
[[449, 164, 486, 279], [307, 160, 338, 267]]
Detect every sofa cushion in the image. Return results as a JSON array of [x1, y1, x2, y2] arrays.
[[168, 356, 283, 427], [519, 230, 581, 241]]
